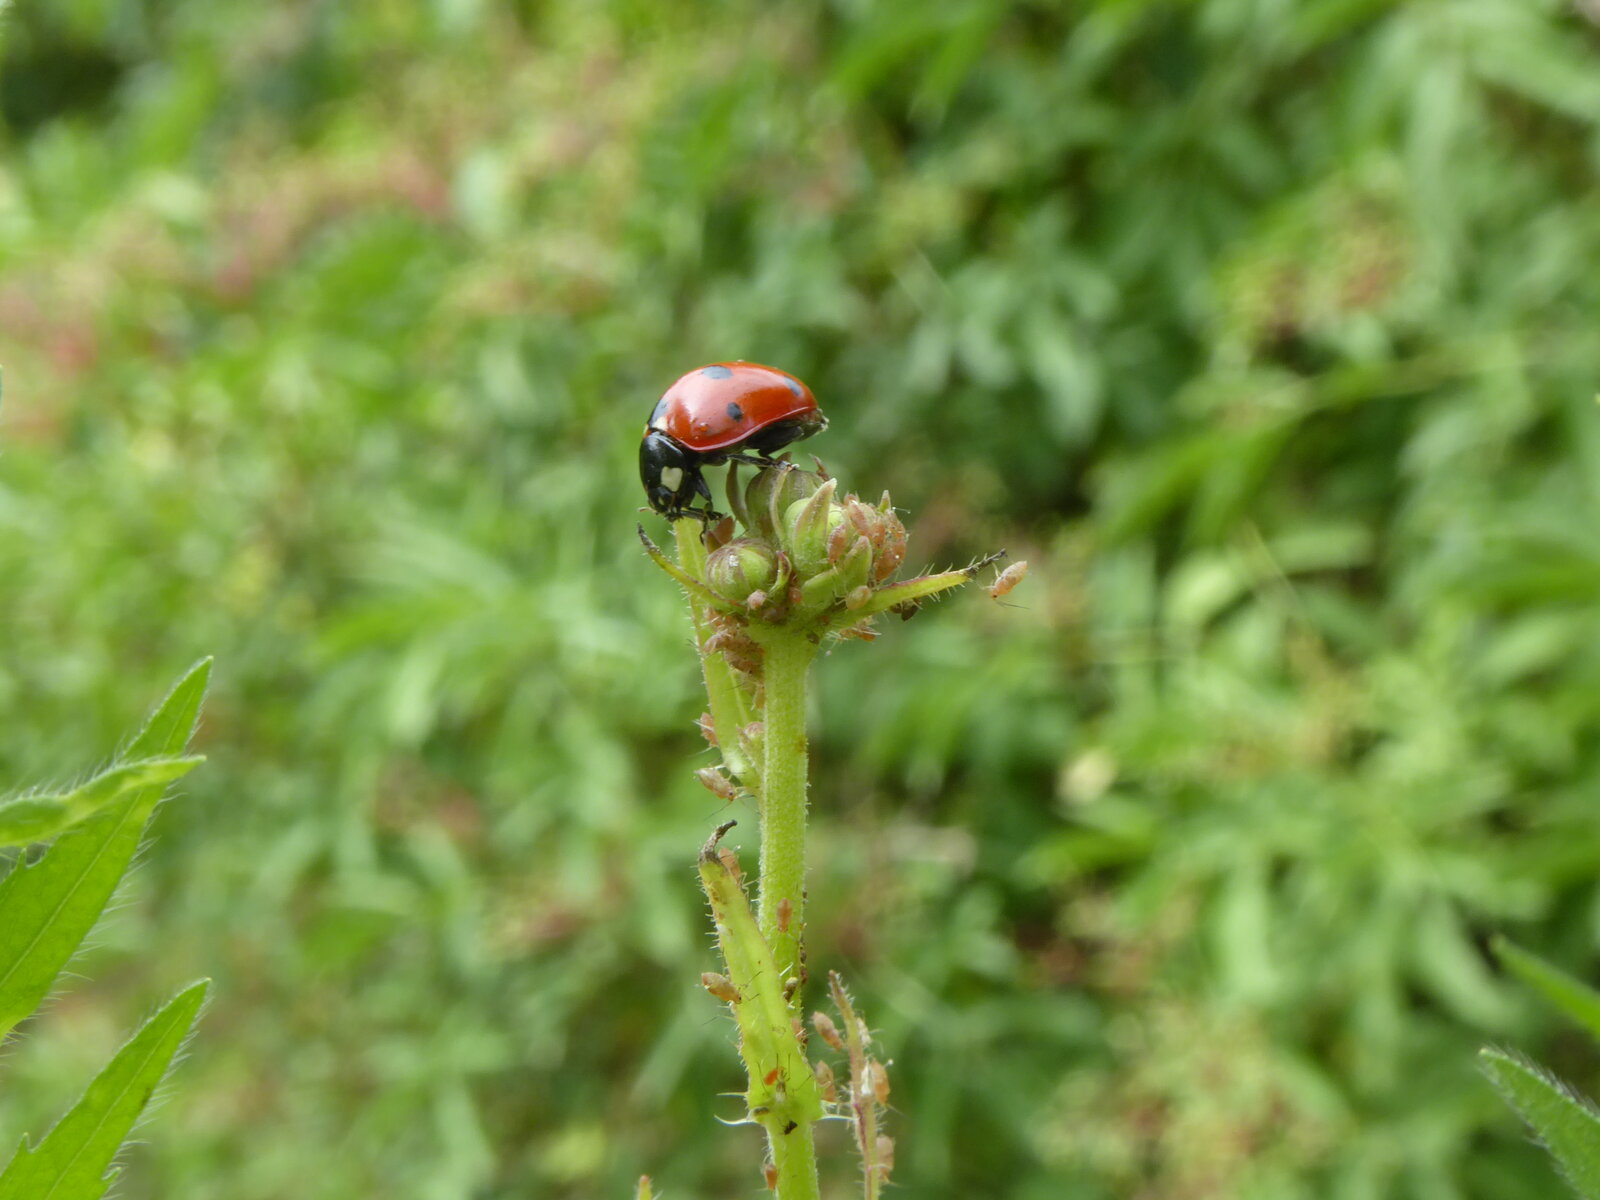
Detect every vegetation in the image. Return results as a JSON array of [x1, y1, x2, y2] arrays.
[[1484, 939, 1600, 1199], [1, 1, 1598, 1196], [0, 663, 210, 1198], [645, 460, 1006, 1194]]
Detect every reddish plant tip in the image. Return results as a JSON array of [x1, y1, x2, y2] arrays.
[[697, 818, 738, 863], [701, 515, 736, 549]]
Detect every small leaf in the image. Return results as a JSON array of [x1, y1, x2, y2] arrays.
[[1494, 938, 1600, 1043], [0, 980, 209, 1200], [123, 659, 212, 762], [1481, 1049, 1600, 1200], [0, 757, 202, 848]]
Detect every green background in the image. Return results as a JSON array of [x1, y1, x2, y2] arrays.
[[2, 1, 1599, 1196]]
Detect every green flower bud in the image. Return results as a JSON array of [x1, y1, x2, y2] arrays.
[[744, 462, 820, 542], [782, 479, 842, 575], [798, 565, 845, 612], [795, 533, 872, 614], [705, 539, 780, 603]]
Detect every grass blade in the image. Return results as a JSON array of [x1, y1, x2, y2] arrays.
[[0, 980, 209, 1200], [1481, 1049, 1600, 1200], [1495, 937, 1600, 1043]]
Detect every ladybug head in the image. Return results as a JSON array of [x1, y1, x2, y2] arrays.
[[639, 429, 705, 516]]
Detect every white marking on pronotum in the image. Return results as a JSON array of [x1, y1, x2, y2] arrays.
[[660, 466, 685, 492]]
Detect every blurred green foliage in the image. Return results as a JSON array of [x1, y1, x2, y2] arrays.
[[1, 1, 1598, 1196]]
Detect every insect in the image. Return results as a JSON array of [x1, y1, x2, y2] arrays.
[[640, 362, 828, 521], [989, 560, 1029, 599]]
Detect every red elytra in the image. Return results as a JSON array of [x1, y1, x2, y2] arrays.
[[639, 361, 828, 521], [648, 362, 820, 452]]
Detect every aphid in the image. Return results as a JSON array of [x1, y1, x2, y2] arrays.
[[865, 1059, 891, 1106], [813, 1011, 845, 1052], [814, 1060, 838, 1103], [696, 768, 738, 804], [990, 560, 1029, 599], [701, 972, 739, 1003]]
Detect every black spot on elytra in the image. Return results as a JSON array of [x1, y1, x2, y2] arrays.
[[649, 396, 669, 426], [701, 364, 733, 379], [726, 402, 745, 422]]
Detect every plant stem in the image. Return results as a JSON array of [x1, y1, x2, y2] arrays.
[[673, 520, 757, 787], [771, 1118, 821, 1200], [753, 628, 817, 1003]]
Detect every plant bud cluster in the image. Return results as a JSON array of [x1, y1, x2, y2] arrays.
[[698, 460, 910, 636]]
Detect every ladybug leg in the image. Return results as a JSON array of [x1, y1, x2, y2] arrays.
[[725, 452, 780, 468], [694, 468, 721, 509], [683, 475, 724, 527]]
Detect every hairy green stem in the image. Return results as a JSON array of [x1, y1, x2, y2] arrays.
[[752, 629, 817, 1001], [673, 520, 757, 787], [771, 1120, 820, 1200]]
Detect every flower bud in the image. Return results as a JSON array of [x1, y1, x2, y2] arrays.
[[744, 462, 820, 541], [782, 479, 842, 575], [798, 566, 845, 612], [836, 535, 873, 595], [705, 539, 779, 603]]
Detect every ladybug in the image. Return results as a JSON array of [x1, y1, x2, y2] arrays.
[[640, 362, 828, 520]]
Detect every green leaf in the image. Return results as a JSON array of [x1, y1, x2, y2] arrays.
[[0, 980, 209, 1200], [1494, 938, 1600, 1043], [0, 660, 211, 1039], [697, 830, 821, 1129], [1481, 1049, 1600, 1200], [0, 757, 203, 848], [123, 659, 212, 762]]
